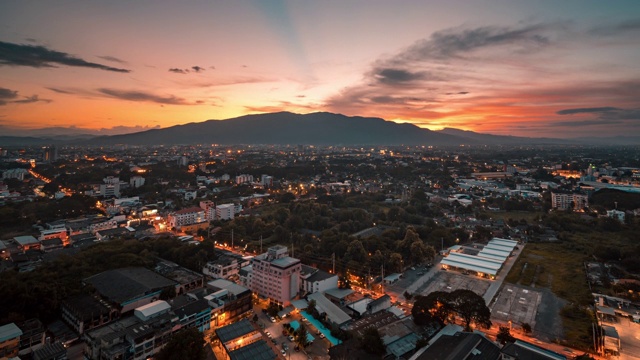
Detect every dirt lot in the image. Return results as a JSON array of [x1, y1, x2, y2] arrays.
[[491, 283, 542, 329], [417, 270, 491, 297]]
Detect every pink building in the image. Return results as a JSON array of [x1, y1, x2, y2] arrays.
[[250, 245, 301, 306]]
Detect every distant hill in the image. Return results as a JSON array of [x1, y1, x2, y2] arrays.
[[437, 128, 571, 145], [83, 112, 468, 146], [2, 111, 640, 147]]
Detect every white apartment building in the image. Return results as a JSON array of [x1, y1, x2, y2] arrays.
[[551, 192, 589, 210], [235, 174, 253, 184], [216, 204, 235, 220], [130, 176, 145, 188], [299, 265, 338, 295], [250, 245, 301, 306], [203, 256, 239, 280], [168, 207, 206, 229]]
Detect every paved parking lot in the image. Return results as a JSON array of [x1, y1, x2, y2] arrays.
[[417, 270, 491, 297], [491, 283, 541, 329]]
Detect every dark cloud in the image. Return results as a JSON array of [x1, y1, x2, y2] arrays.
[[13, 95, 52, 104], [0, 41, 131, 72], [0, 87, 19, 100], [191, 66, 205, 73], [0, 87, 50, 105], [98, 55, 128, 64], [169, 68, 189, 74], [46, 87, 75, 94], [556, 107, 620, 115], [445, 91, 469, 95], [373, 68, 430, 84], [97, 88, 192, 105], [589, 18, 640, 36], [392, 23, 552, 63]]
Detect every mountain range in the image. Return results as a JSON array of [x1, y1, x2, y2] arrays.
[[1, 112, 638, 147]]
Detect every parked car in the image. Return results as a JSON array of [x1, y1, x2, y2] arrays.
[[288, 335, 295, 342], [270, 317, 276, 323], [281, 349, 286, 356], [319, 333, 325, 339]]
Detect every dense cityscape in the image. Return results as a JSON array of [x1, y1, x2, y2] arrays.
[[1, 143, 640, 360]]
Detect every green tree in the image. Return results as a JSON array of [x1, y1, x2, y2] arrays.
[[387, 252, 403, 273], [522, 323, 532, 334], [156, 328, 205, 360], [360, 327, 385, 355], [411, 291, 451, 326], [496, 326, 515, 345], [449, 289, 492, 331], [345, 240, 367, 263], [295, 324, 310, 348]]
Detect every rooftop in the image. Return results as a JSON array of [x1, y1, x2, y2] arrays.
[[228, 339, 276, 360], [216, 318, 255, 344], [416, 332, 501, 360], [174, 206, 205, 215], [13, 235, 38, 245], [308, 292, 352, 326], [84, 267, 177, 305], [306, 268, 335, 283], [0, 322, 22, 342], [501, 340, 567, 360], [271, 256, 301, 269], [208, 279, 251, 296]]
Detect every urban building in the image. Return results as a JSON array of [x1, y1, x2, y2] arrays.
[[299, 265, 338, 295], [501, 339, 567, 360], [250, 245, 301, 306], [551, 192, 589, 211], [0, 323, 22, 359], [607, 209, 625, 223], [83, 267, 178, 313], [205, 279, 252, 328], [199, 200, 216, 221], [14, 235, 40, 252], [168, 207, 206, 230], [61, 294, 117, 335], [215, 203, 235, 220], [203, 256, 240, 280], [84, 301, 177, 360], [129, 176, 145, 188]]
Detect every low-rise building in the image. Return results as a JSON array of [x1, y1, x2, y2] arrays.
[[83, 267, 178, 313], [0, 322, 22, 359], [14, 235, 40, 252], [501, 339, 567, 360], [203, 256, 240, 280], [84, 301, 177, 360], [206, 279, 252, 328], [61, 294, 117, 335], [168, 207, 206, 230], [300, 265, 338, 295]]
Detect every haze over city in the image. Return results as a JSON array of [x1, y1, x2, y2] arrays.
[[1, 0, 639, 138]]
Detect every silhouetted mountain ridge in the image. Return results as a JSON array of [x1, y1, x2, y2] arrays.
[[83, 111, 466, 146], [1, 112, 639, 146]]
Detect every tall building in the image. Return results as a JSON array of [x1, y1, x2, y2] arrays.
[[551, 192, 589, 211], [199, 200, 216, 221], [42, 146, 58, 162], [250, 245, 301, 306]]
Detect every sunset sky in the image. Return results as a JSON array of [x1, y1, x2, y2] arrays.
[[1, 1, 639, 138]]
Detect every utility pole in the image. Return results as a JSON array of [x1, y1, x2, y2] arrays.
[[231, 229, 234, 250], [260, 235, 263, 253], [332, 253, 335, 274], [441, 237, 444, 252], [290, 233, 294, 257]]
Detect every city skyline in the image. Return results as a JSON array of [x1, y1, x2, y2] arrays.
[[1, 0, 639, 138]]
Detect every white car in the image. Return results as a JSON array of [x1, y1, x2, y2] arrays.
[[319, 333, 325, 339], [281, 349, 286, 355], [270, 317, 276, 323], [288, 335, 295, 342]]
